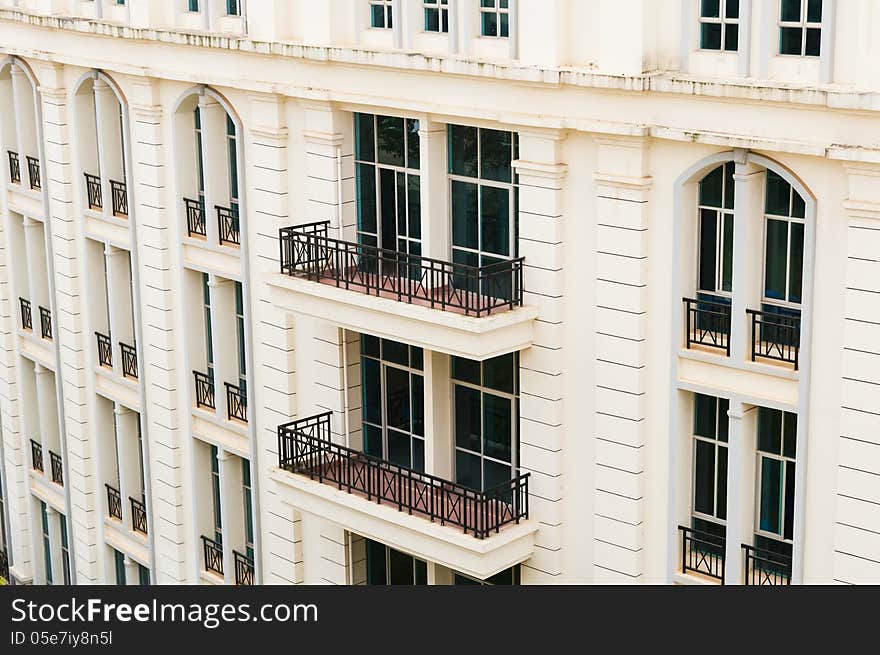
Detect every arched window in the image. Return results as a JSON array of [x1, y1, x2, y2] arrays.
[[697, 162, 735, 299], [763, 170, 805, 308]]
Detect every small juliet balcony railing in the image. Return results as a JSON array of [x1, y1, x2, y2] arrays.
[[110, 179, 128, 217], [130, 496, 147, 535], [216, 204, 240, 246], [26, 156, 40, 190], [105, 483, 122, 520], [234, 550, 254, 585], [747, 308, 801, 371], [742, 544, 792, 586], [8, 150, 20, 184], [279, 221, 525, 318], [30, 439, 43, 472], [683, 297, 731, 356], [202, 536, 223, 577], [678, 525, 726, 583], [49, 450, 64, 486], [19, 297, 32, 331], [184, 197, 206, 238], [84, 172, 102, 209], [277, 412, 530, 539], [39, 306, 52, 341], [96, 332, 112, 367], [120, 341, 138, 380], [225, 382, 247, 423], [0, 548, 8, 583], [194, 370, 215, 410]]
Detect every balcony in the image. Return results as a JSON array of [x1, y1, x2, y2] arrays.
[[130, 496, 147, 535], [0, 548, 8, 583], [747, 308, 800, 370], [216, 204, 240, 246], [742, 544, 792, 585], [26, 156, 40, 190], [193, 370, 215, 410], [225, 382, 247, 423], [106, 483, 122, 520], [84, 172, 102, 210], [49, 450, 63, 486], [8, 150, 20, 184], [19, 297, 31, 331], [234, 551, 254, 585], [120, 341, 138, 380], [202, 536, 223, 577], [267, 222, 537, 361], [110, 180, 127, 217], [678, 526, 725, 583], [30, 439, 43, 472], [184, 197, 206, 238], [683, 297, 730, 356], [39, 306, 52, 340], [96, 332, 112, 367], [272, 412, 537, 580]]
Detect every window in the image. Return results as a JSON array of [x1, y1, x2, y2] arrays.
[[194, 108, 205, 205], [40, 501, 52, 584], [697, 163, 735, 298], [226, 115, 239, 217], [234, 281, 246, 394], [779, 0, 822, 56], [691, 394, 729, 537], [448, 125, 518, 289], [138, 564, 150, 585], [202, 273, 213, 376], [452, 353, 518, 492], [454, 565, 520, 585], [226, 0, 239, 16], [188, 0, 200, 12], [354, 113, 421, 266], [242, 459, 254, 560], [699, 0, 739, 51], [480, 0, 509, 38], [423, 0, 449, 33], [763, 171, 805, 307], [210, 445, 222, 544], [113, 549, 126, 585], [755, 408, 797, 546], [60, 514, 71, 585], [360, 336, 425, 472], [365, 538, 427, 585], [370, 0, 393, 29]]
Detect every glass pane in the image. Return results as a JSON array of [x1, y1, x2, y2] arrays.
[[698, 208, 718, 292], [701, 0, 720, 17], [780, 0, 801, 22], [361, 334, 380, 358], [371, 4, 385, 28], [480, 129, 513, 183], [694, 394, 717, 439], [725, 23, 739, 51], [361, 358, 382, 425], [455, 450, 482, 490], [364, 424, 383, 458], [380, 168, 397, 251], [382, 339, 409, 366], [365, 539, 387, 585], [411, 375, 424, 436], [784, 460, 796, 540], [356, 164, 377, 235], [448, 124, 478, 177], [764, 219, 789, 301], [482, 12, 497, 37], [483, 394, 512, 462], [389, 549, 415, 585], [721, 212, 734, 293], [451, 181, 479, 249], [451, 356, 480, 385], [406, 118, 420, 169], [791, 189, 806, 219], [807, 0, 822, 22], [410, 346, 423, 371], [484, 353, 515, 393], [355, 113, 375, 162], [500, 12, 509, 37], [783, 412, 798, 458], [717, 446, 728, 520], [454, 385, 481, 452], [385, 366, 411, 431], [387, 429, 412, 468], [718, 398, 730, 442], [780, 27, 803, 55], [723, 162, 735, 210], [788, 222, 804, 303], [376, 115, 405, 167], [407, 175, 421, 239], [805, 28, 821, 57], [757, 407, 783, 455], [480, 186, 510, 256], [699, 165, 723, 207], [414, 559, 427, 585], [765, 171, 790, 215], [412, 437, 425, 473], [701, 23, 722, 50], [759, 458, 783, 535], [726, 0, 740, 19], [693, 440, 716, 515], [424, 7, 439, 31], [484, 459, 512, 491]]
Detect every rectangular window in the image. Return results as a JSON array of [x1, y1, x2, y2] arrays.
[[60, 514, 70, 585], [370, 0, 393, 29], [755, 408, 797, 548], [210, 445, 222, 544], [699, 0, 739, 51], [138, 564, 150, 585], [242, 459, 254, 560], [40, 502, 52, 584], [365, 538, 427, 585], [452, 353, 518, 492], [234, 281, 246, 391], [194, 107, 205, 201], [691, 394, 729, 529], [113, 548, 126, 585], [202, 273, 213, 375], [360, 336, 425, 473], [763, 171, 805, 307], [697, 163, 735, 297], [480, 0, 509, 38], [226, 0, 239, 16], [188, 0, 200, 12], [779, 0, 822, 56], [226, 116, 238, 210], [424, 0, 449, 33]]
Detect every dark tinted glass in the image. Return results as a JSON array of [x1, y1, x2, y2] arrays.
[[480, 185, 510, 256], [356, 164, 377, 234], [718, 398, 730, 442], [387, 429, 412, 469], [694, 440, 716, 515], [451, 356, 480, 385], [355, 113, 375, 162], [694, 394, 717, 438], [701, 0, 720, 17], [484, 353, 515, 393], [726, 0, 740, 19], [480, 129, 513, 183], [385, 366, 410, 431], [807, 0, 822, 22], [765, 171, 790, 215], [780, 27, 803, 55], [723, 162, 735, 209], [406, 118, 420, 169], [700, 165, 724, 207], [361, 358, 382, 425], [781, 0, 801, 22], [725, 24, 738, 51], [411, 375, 424, 436], [449, 124, 478, 177], [784, 460, 796, 540], [764, 219, 788, 300], [783, 412, 797, 458], [389, 549, 414, 585], [698, 208, 718, 292], [365, 540, 387, 585], [483, 394, 512, 462], [484, 459, 512, 491], [701, 23, 722, 50], [451, 181, 478, 249], [382, 339, 409, 367], [455, 450, 481, 490], [788, 222, 804, 303], [759, 458, 783, 534], [407, 175, 421, 238], [361, 334, 380, 357], [455, 385, 481, 452], [758, 407, 783, 455], [805, 28, 821, 56], [376, 115, 405, 167], [717, 447, 728, 520]]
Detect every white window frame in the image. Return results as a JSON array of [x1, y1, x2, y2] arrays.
[[761, 174, 806, 310], [369, 0, 393, 29], [690, 395, 729, 527], [753, 410, 797, 545], [778, 0, 822, 57], [698, 0, 740, 52], [696, 164, 735, 298], [479, 0, 510, 39], [423, 0, 449, 33]]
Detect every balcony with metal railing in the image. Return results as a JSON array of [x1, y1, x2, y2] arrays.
[[120, 341, 138, 379], [234, 551, 254, 585], [49, 450, 63, 486], [96, 332, 112, 367], [106, 483, 122, 520], [202, 536, 223, 578], [742, 544, 792, 585], [272, 412, 537, 580], [8, 150, 20, 184], [217, 204, 240, 246], [747, 308, 801, 370], [30, 439, 43, 472], [19, 297, 31, 331], [225, 382, 246, 423], [39, 306, 52, 340], [184, 197, 206, 238], [130, 496, 147, 535], [194, 370, 215, 410], [110, 179, 128, 217], [268, 221, 537, 361], [678, 526, 725, 583], [26, 155, 40, 190], [84, 172, 102, 209]]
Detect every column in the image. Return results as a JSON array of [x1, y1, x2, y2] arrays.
[[115, 405, 140, 530], [423, 350, 452, 479], [199, 95, 230, 245], [515, 130, 567, 583], [592, 136, 651, 583], [722, 401, 758, 585], [123, 554, 138, 585], [518, 0, 566, 67], [418, 119, 449, 263], [45, 506, 64, 584], [217, 449, 244, 584]]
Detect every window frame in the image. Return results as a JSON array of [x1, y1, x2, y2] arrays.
[[210, 444, 222, 545], [761, 172, 806, 309], [698, 0, 740, 52], [754, 408, 798, 545], [479, 0, 510, 39], [778, 0, 823, 57], [423, 0, 450, 33], [369, 0, 394, 29], [242, 458, 254, 560], [690, 394, 729, 527], [365, 538, 427, 585], [696, 162, 735, 299]]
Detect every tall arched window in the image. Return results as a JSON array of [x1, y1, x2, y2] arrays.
[[697, 162, 735, 300]]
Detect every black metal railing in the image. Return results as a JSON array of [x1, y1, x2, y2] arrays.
[[678, 526, 725, 582], [742, 544, 792, 585], [683, 297, 731, 355], [202, 536, 224, 576], [110, 179, 127, 217], [0, 548, 8, 583], [279, 221, 525, 318], [96, 331, 112, 367], [39, 306, 52, 340], [49, 451, 63, 486], [8, 150, 20, 183], [747, 308, 800, 370], [19, 297, 32, 331], [106, 483, 122, 520], [278, 412, 530, 539], [26, 155, 40, 190], [185, 197, 206, 237], [130, 496, 147, 535], [30, 439, 43, 472], [194, 370, 215, 410], [217, 204, 240, 246], [234, 550, 254, 585], [225, 382, 247, 422], [120, 341, 138, 379], [84, 172, 102, 209]]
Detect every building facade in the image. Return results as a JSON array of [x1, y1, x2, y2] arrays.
[[0, 0, 877, 586]]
